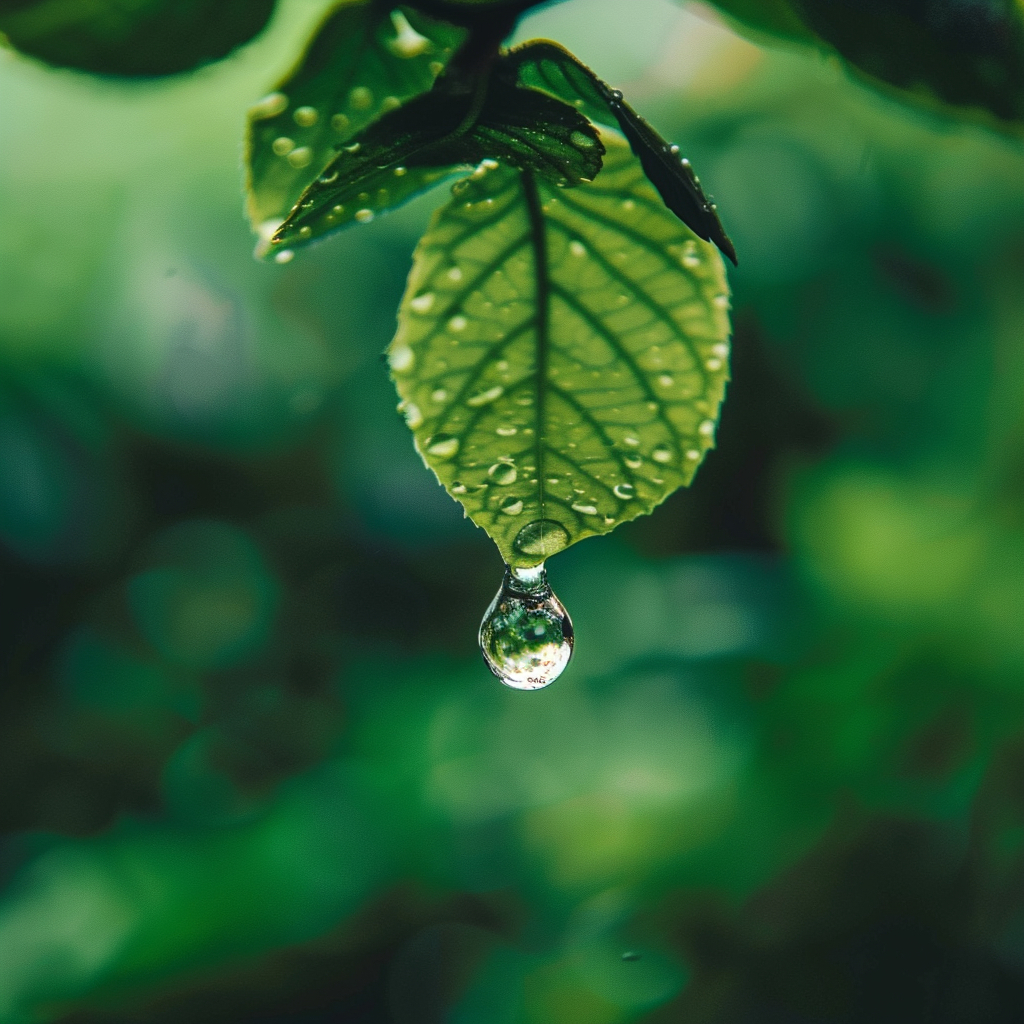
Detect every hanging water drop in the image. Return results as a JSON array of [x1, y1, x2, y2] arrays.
[[479, 564, 573, 690]]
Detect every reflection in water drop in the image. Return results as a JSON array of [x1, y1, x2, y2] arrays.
[[479, 564, 573, 690]]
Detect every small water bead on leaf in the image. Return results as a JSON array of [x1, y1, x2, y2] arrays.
[[331, 113, 350, 132], [500, 497, 524, 515], [348, 86, 373, 110], [389, 345, 414, 372], [513, 520, 571, 559], [652, 445, 673, 464], [613, 484, 635, 500], [571, 502, 598, 515], [495, 425, 517, 437], [252, 92, 288, 119], [398, 400, 423, 428], [272, 137, 295, 156], [355, 209, 374, 223], [448, 315, 468, 331], [293, 105, 318, 127], [489, 462, 518, 485], [410, 292, 434, 314], [479, 564, 574, 690], [467, 385, 503, 407], [426, 434, 459, 458], [287, 146, 313, 168]]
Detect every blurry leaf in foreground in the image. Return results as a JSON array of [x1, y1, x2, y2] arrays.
[[709, 0, 1024, 127], [389, 135, 730, 568], [0, 0, 276, 77], [270, 78, 604, 252], [508, 40, 738, 263], [246, 1, 465, 230]]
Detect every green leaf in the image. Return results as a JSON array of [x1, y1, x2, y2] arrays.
[[507, 40, 737, 264], [269, 78, 604, 253], [389, 133, 731, 568], [245, 1, 465, 234], [0, 0, 276, 77], [708, 0, 1024, 128]]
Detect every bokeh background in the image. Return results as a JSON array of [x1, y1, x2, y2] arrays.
[[1, 1, 1022, 1021]]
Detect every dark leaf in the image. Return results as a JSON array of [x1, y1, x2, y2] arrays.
[[507, 40, 738, 264], [710, 0, 1024, 127], [270, 77, 604, 252], [0, 0, 276, 77]]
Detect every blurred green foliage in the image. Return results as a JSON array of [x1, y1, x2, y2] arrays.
[[0, 1, 1022, 1023]]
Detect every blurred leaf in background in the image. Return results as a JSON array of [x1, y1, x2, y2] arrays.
[[0, 1, 1022, 1023]]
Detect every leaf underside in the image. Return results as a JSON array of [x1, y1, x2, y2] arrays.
[[245, 1, 464, 231], [271, 78, 604, 250], [389, 134, 731, 568]]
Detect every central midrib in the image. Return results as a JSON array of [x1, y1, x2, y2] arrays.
[[521, 169, 549, 527]]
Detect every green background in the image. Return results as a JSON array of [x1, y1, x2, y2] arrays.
[[0, 1, 1022, 1021]]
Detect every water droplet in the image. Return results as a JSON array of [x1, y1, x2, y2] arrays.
[[389, 345, 414, 372], [613, 483, 635, 500], [570, 130, 596, 148], [652, 445, 673, 463], [343, 142, 361, 153], [355, 208, 374, 223], [389, 9, 430, 57], [496, 425, 517, 437], [319, 168, 339, 184], [252, 92, 288, 119], [706, 358, 722, 371], [331, 112, 350, 131], [610, 90, 623, 101], [686, 449, 701, 460], [711, 343, 729, 358], [467, 385, 503, 407], [332, 203, 345, 216], [397, 400, 422, 428], [431, 389, 447, 403], [499, 496, 524, 515], [624, 436, 640, 447], [699, 419, 715, 436], [488, 462, 517, 485], [624, 456, 642, 469], [274, 249, 295, 264], [479, 565, 573, 690], [293, 105, 318, 127], [348, 86, 373, 110], [409, 292, 434, 313], [569, 239, 586, 257], [272, 136, 295, 156], [658, 374, 674, 387], [571, 502, 598, 515], [713, 294, 729, 309], [394, 165, 407, 176], [482, 158, 499, 170], [426, 434, 459, 458], [297, 225, 312, 240], [288, 146, 313, 168], [622, 199, 635, 211], [429, 60, 444, 76], [451, 481, 467, 494], [448, 315, 467, 331], [447, 266, 463, 282], [381, 95, 401, 112]]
